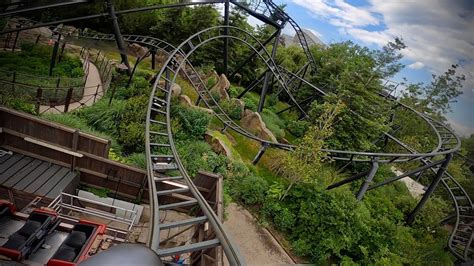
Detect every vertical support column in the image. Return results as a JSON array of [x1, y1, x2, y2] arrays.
[[356, 158, 379, 200], [11, 71, 16, 93], [71, 130, 79, 171], [106, 0, 131, 75], [252, 142, 269, 165], [49, 33, 61, 76], [223, 0, 230, 77], [64, 88, 73, 113], [11, 25, 20, 52], [58, 41, 67, 63], [406, 153, 453, 225], [257, 29, 281, 113], [151, 49, 156, 70], [35, 88, 43, 115]]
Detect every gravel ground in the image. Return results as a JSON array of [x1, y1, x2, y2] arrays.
[[223, 203, 294, 266]]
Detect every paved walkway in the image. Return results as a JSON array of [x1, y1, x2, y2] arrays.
[[39, 60, 103, 114], [223, 203, 294, 265]]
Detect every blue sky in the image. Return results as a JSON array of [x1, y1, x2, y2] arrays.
[[270, 0, 474, 137]]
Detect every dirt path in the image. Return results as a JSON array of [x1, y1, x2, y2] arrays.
[[223, 203, 294, 265], [39, 60, 103, 114]]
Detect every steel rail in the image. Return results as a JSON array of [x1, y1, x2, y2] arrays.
[[0, 0, 89, 17]]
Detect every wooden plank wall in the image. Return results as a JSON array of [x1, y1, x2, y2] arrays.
[[0, 107, 148, 201]]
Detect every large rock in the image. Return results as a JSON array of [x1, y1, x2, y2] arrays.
[[210, 74, 230, 101], [171, 83, 181, 96], [127, 43, 149, 58], [205, 132, 232, 158], [240, 109, 277, 143], [179, 95, 214, 114], [179, 95, 193, 107]]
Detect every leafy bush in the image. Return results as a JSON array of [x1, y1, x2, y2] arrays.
[[287, 120, 309, 137], [125, 153, 147, 169], [77, 98, 125, 135], [220, 99, 243, 120], [261, 109, 285, 139], [266, 93, 279, 107], [230, 175, 269, 205], [0, 93, 35, 114], [176, 140, 227, 176], [172, 104, 210, 139], [118, 122, 145, 154], [242, 96, 257, 112], [228, 86, 243, 98]]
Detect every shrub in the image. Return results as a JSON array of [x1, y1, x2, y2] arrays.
[[78, 98, 125, 135], [261, 109, 285, 139], [118, 122, 145, 154], [230, 175, 268, 205], [287, 120, 309, 137], [242, 96, 257, 112], [172, 104, 210, 139], [220, 99, 242, 120], [176, 140, 227, 176], [228, 86, 243, 98], [266, 93, 279, 107]]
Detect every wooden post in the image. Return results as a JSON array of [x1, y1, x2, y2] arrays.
[[11, 25, 20, 52], [11, 72, 16, 93], [54, 77, 61, 99], [64, 88, 73, 113], [93, 84, 100, 103], [35, 88, 43, 115], [71, 130, 79, 170], [35, 34, 41, 45], [58, 41, 67, 63]]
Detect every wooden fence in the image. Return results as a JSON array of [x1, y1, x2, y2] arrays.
[[0, 107, 148, 201]]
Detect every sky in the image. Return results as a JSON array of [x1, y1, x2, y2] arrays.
[[268, 0, 474, 137]]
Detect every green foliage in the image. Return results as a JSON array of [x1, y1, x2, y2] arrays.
[[401, 64, 465, 115], [77, 98, 125, 135], [125, 153, 147, 169], [0, 93, 35, 114], [230, 175, 269, 205], [172, 104, 210, 140], [261, 109, 286, 140], [176, 140, 227, 176], [220, 99, 243, 120], [228, 86, 243, 98], [0, 44, 83, 84], [242, 96, 257, 112], [286, 120, 309, 137], [85, 187, 110, 198]]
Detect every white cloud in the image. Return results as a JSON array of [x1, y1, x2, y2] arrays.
[[408, 62, 425, 70], [291, 0, 474, 96], [448, 119, 474, 137]]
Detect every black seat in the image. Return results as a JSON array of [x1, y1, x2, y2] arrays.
[[0, 210, 58, 261], [50, 224, 96, 263]]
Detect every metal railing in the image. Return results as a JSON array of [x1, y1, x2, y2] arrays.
[[48, 192, 138, 241]]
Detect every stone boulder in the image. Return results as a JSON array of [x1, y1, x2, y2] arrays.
[[179, 95, 193, 107], [210, 74, 230, 101], [240, 109, 277, 143], [171, 83, 181, 96], [205, 132, 232, 158], [127, 43, 149, 58], [179, 95, 214, 114]]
